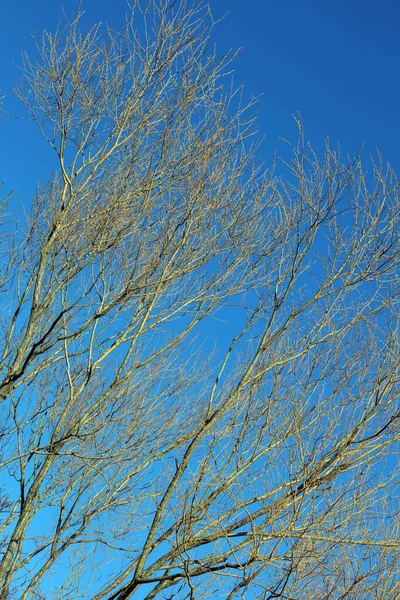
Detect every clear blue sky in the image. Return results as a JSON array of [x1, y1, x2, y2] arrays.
[[0, 3, 398, 597], [1, 0, 400, 198]]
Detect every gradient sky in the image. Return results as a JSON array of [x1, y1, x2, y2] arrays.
[[1, 0, 400, 199], [0, 3, 398, 596]]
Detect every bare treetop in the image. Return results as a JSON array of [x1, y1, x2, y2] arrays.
[[0, 2, 399, 599]]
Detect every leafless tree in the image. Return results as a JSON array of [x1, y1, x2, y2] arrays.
[[0, 1, 399, 598]]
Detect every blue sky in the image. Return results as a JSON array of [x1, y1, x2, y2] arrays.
[[1, 0, 400, 202], [0, 3, 398, 597]]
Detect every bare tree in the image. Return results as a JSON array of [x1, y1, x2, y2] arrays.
[[0, 1, 399, 598]]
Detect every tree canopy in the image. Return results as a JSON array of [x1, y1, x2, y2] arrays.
[[0, 2, 399, 598]]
